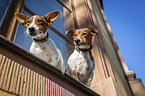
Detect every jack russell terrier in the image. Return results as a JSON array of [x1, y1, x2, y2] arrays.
[[65, 26, 99, 86], [15, 11, 63, 71]]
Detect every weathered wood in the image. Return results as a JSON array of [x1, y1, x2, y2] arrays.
[[0, 0, 25, 41]]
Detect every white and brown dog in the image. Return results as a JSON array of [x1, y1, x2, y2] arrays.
[[65, 26, 99, 86], [15, 11, 63, 71]]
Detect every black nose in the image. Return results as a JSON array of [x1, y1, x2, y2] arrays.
[[28, 27, 35, 32], [75, 39, 81, 45], [28, 27, 36, 36]]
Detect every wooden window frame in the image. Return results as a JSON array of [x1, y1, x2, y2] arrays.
[[0, 0, 74, 46], [0, 0, 25, 41]]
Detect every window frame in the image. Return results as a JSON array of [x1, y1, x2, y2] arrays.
[[0, 0, 25, 41]]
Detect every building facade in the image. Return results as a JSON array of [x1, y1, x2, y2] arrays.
[[0, 0, 145, 96]]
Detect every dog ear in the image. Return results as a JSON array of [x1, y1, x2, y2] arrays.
[[15, 12, 29, 26], [65, 28, 75, 37], [44, 11, 59, 25], [89, 26, 99, 35]]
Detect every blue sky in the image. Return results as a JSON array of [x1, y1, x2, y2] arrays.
[[103, 0, 145, 85]]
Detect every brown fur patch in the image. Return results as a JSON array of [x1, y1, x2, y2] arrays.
[[73, 28, 92, 46], [35, 16, 49, 33], [26, 16, 49, 33]]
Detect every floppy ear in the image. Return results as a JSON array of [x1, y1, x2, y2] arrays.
[[15, 12, 29, 26], [44, 11, 59, 25], [65, 28, 76, 37], [89, 26, 99, 35]]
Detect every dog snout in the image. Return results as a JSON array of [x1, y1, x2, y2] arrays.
[[75, 39, 81, 46], [28, 27, 35, 32], [28, 27, 36, 36]]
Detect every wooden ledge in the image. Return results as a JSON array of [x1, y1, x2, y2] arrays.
[[0, 35, 100, 96]]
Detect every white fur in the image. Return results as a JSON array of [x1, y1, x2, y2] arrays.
[[30, 38, 63, 71], [29, 16, 37, 27], [68, 49, 88, 74], [76, 45, 90, 49], [66, 49, 95, 86], [27, 16, 40, 36], [15, 12, 63, 71], [27, 16, 63, 71]]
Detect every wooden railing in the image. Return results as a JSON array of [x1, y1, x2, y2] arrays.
[[0, 35, 100, 96]]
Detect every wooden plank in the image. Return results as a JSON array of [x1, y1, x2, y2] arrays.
[[40, 75, 43, 96], [25, 68, 30, 96], [38, 74, 41, 96], [13, 63, 20, 93], [35, 73, 38, 96], [59, 85, 61, 96], [0, 54, 3, 63], [0, 55, 5, 88], [47, 78, 50, 96], [55, 83, 58, 96], [16, 64, 22, 95], [32, 71, 35, 96], [9, 62, 17, 93], [5, 60, 14, 91], [29, 70, 33, 96], [43, 77, 45, 96], [50, 80, 52, 96], [0, 57, 8, 89], [0, 56, 6, 71], [19, 66, 25, 95], [23, 67, 28, 96], [53, 81, 56, 96], [45, 77, 48, 96], [2, 58, 11, 90]]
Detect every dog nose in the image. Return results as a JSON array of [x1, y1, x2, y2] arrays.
[[75, 39, 81, 45], [28, 27, 36, 36], [28, 27, 35, 32]]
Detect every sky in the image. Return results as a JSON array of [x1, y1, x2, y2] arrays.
[[103, 0, 145, 85]]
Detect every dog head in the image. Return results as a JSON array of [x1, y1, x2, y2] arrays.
[[15, 11, 59, 39], [65, 26, 99, 48]]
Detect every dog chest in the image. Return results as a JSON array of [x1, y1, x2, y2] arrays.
[[67, 49, 93, 75], [30, 39, 59, 66]]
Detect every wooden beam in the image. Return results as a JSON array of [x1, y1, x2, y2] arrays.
[[49, 26, 74, 46], [24, 5, 36, 15], [0, 0, 25, 41], [57, 0, 72, 13]]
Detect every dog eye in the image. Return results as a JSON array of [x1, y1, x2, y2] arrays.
[[27, 20, 30, 24], [82, 33, 87, 36], [74, 34, 77, 36], [37, 19, 44, 23]]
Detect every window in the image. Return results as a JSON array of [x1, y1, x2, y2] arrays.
[[14, 0, 73, 68], [0, 0, 9, 22]]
